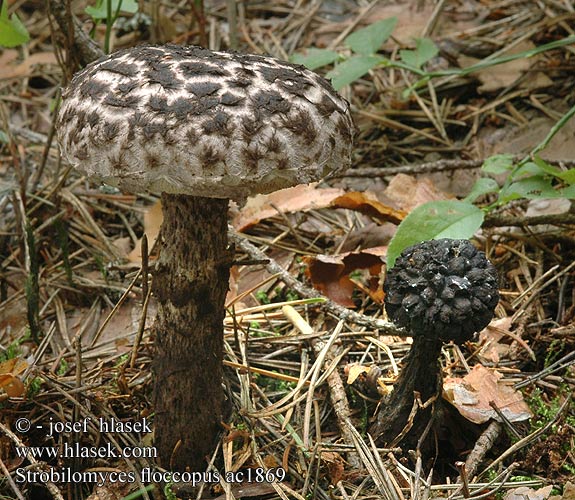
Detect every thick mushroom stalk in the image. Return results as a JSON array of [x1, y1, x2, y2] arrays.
[[56, 44, 354, 471], [371, 239, 499, 449]]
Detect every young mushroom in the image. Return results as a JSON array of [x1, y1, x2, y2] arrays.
[[57, 44, 354, 471], [370, 238, 499, 450]]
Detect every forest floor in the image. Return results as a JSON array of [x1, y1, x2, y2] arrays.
[[0, 0, 574, 499]]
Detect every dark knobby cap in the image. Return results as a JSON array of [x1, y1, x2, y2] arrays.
[[384, 239, 499, 344]]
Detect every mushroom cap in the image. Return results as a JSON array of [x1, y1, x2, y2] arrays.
[[384, 239, 499, 344], [57, 44, 354, 200]]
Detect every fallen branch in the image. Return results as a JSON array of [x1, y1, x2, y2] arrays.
[[229, 230, 402, 335]]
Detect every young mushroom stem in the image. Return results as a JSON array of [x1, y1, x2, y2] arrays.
[[152, 194, 232, 470]]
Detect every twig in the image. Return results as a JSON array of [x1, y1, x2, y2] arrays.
[[48, 0, 105, 66], [483, 212, 575, 228], [335, 158, 575, 178], [481, 394, 572, 475], [229, 230, 402, 334]]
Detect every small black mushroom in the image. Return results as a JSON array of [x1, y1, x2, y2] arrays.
[[370, 239, 499, 450]]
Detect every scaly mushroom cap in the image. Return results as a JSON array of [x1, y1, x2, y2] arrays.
[[384, 239, 499, 344], [57, 44, 354, 199]]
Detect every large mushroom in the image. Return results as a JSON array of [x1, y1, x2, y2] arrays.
[[370, 239, 499, 450], [57, 44, 354, 471]]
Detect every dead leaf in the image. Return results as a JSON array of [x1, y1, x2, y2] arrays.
[[458, 41, 552, 93], [321, 451, 345, 485], [345, 363, 370, 385], [127, 201, 163, 263], [0, 51, 58, 80], [478, 317, 513, 363], [443, 364, 532, 424], [315, 2, 436, 47], [303, 247, 386, 307], [233, 184, 344, 231], [505, 485, 554, 500], [550, 482, 575, 500], [0, 358, 28, 398], [384, 174, 450, 211], [234, 185, 405, 232], [330, 192, 406, 225]]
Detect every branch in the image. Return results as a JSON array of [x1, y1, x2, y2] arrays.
[[229, 230, 403, 335], [49, 0, 104, 66]]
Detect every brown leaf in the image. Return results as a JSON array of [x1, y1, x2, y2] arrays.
[[233, 184, 345, 231], [458, 41, 552, 94], [384, 174, 450, 211], [504, 486, 554, 500], [330, 192, 406, 225], [0, 51, 58, 80], [303, 247, 386, 307], [234, 185, 406, 232], [443, 364, 532, 424], [0, 358, 28, 398]]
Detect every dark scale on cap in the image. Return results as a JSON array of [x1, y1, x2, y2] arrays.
[[99, 60, 139, 77], [87, 111, 100, 127], [226, 77, 251, 88], [104, 94, 139, 108], [143, 122, 168, 139], [118, 81, 139, 94], [219, 92, 244, 106], [58, 44, 354, 199], [190, 97, 219, 115], [80, 79, 109, 99], [265, 134, 282, 154], [186, 81, 221, 98], [102, 121, 121, 141], [316, 94, 339, 117], [282, 109, 317, 145], [384, 239, 499, 344], [198, 145, 225, 170], [168, 97, 194, 119], [241, 115, 263, 141], [145, 63, 181, 90], [253, 90, 290, 114], [148, 95, 169, 113], [202, 112, 230, 135], [179, 61, 230, 78], [242, 146, 264, 172]]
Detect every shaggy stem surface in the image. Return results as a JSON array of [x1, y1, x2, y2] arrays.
[[152, 193, 232, 471]]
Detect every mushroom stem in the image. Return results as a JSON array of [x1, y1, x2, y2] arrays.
[[370, 336, 443, 448], [152, 193, 232, 471]]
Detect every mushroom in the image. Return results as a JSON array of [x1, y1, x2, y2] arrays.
[[57, 44, 354, 471], [370, 238, 499, 450]]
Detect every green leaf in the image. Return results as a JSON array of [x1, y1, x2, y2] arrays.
[[345, 17, 398, 56], [557, 168, 575, 185], [399, 38, 438, 68], [464, 178, 499, 203], [85, 0, 138, 19], [499, 176, 559, 202], [386, 200, 484, 267], [482, 154, 514, 175], [532, 156, 575, 184], [325, 54, 385, 90], [291, 48, 340, 71], [513, 161, 546, 179], [561, 184, 575, 198], [0, 2, 30, 47]]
